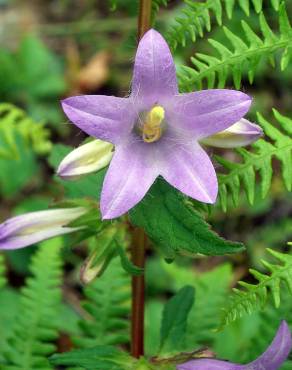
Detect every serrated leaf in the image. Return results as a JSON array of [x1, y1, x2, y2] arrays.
[[129, 179, 245, 257]]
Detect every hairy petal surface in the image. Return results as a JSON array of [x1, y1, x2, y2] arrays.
[[201, 119, 263, 148], [160, 139, 218, 203], [100, 138, 159, 219], [61, 95, 134, 144], [177, 321, 292, 370], [131, 29, 178, 107], [168, 90, 252, 139]]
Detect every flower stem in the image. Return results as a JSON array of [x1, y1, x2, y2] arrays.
[[131, 227, 147, 358], [138, 0, 152, 40], [130, 0, 152, 359]]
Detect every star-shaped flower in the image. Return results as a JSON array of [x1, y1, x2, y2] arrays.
[[177, 321, 292, 370], [61, 29, 253, 219]]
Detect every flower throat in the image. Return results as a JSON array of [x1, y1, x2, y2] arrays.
[[141, 105, 165, 143]]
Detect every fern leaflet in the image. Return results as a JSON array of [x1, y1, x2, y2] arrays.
[[3, 238, 63, 370], [74, 257, 131, 348], [216, 109, 292, 211], [179, 4, 292, 90], [218, 248, 292, 330], [167, 0, 280, 49], [0, 103, 51, 160]]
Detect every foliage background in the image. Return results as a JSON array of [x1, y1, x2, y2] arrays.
[[0, 0, 291, 369]]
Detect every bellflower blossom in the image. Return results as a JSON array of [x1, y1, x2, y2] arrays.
[[0, 207, 87, 250], [177, 321, 292, 370], [61, 29, 255, 219], [57, 118, 262, 180]]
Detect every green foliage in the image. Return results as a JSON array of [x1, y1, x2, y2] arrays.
[[167, 0, 280, 49], [0, 34, 66, 124], [160, 286, 195, 354], [179, 4, 291, 91], [164, 263, 233, 349], [3, 238, 63, 370], [50, 346, 134, 370], [217, 109, 292, 210], [152, 0, 169, 22], [129, 179, 245, 257], [74, 258, 131, 348], [218, 248, 292, 330], [0, 254, 6, 289], [48, 144, 106, 200], [0, 103, 51, 160]]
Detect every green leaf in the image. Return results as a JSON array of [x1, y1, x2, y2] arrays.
[[74, 258, 131, 348], [3, 238, 63, 370], [48, 144, 106, 200], [216, 109, 292, 210], [160, 285, 195, 354], [129, 179, 245, 257], [117, 245, 144, 276], [50, 346, 134, 370], [179, 5, 292, 91], [218, 248, 292, 330]]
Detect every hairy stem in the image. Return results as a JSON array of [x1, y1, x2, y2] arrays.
[[131, 3, 152, 358]]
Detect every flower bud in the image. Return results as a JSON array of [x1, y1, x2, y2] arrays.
[[0, 207, 87, 250], [57, 140, 114, 180], [200, 119, 263, 148]]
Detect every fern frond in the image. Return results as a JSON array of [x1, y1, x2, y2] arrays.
[[3, 238, 63, 370], [218, 248, 292, 330], [0, 103, 51, 160], [167, 0, 280, 50], [242, 291, 292, 368], [179, 4, 291, 90], [74, 258, 131, 348], [152, 0, 169, 22], [217, 109, 292, 211]]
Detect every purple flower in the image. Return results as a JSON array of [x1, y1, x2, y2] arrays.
[[0, 207, 87, 250], [201, 118, 263, 148], [61, 29, 252, 219], [57, 118, 262, 180], [177, 321, 292, 370]]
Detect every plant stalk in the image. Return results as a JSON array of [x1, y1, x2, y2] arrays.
[[131, 1, 152, 358], [138, 0, 152, 40], [131, 227, 147, 358]]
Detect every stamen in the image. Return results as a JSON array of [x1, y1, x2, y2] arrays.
[[142, 105, 165, 143]]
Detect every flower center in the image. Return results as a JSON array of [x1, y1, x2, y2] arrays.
[[141, 105, 165, 143]]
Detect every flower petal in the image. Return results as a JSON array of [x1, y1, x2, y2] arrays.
[[160, 140, 218, 203], [177, 359, 241, 370], [201, 119, 263, 148], [176, 321, 292, 370], [61, 95, 134, 144], [247, 320, 292, 370], [100, 137, 159, 219], [0, 208, 87, 250], [131, 29, 178, 107], [168, 90, 252, 139], [57, 139, 114, 180]]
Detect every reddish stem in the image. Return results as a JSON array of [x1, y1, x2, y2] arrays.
[[131, 228, 147, 358], [131, 0, 152, 359]]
